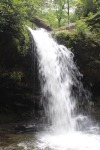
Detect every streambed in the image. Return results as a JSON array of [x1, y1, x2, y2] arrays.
[[0, 121, 100, 150], [0, 122, 41, 150], [0, 132, 36, 150]]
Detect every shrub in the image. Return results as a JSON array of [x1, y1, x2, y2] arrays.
[[75, 20, 91, 35]]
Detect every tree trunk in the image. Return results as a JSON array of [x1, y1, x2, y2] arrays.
[[58, 17, 61, 27], [67, 0, 70, 25], [30, 17, 52, 31]]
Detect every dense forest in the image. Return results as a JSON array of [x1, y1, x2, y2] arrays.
[[0, 0, 100, 123]]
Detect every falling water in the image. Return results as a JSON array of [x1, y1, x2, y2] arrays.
[[26, 27, 100, 150], [28, 27, 88, 132]]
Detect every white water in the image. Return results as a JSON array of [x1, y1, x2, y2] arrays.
[[27, 27, 100, 150]]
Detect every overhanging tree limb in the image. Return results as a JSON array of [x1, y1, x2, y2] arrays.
[[30, 17, 52, 31]]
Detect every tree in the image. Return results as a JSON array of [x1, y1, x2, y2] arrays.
[[75, 0, 100, 18], [66, 0, 77, 24], [53, 0, 66, 27], [50, 0, 76, 27], [67, 0, 70, 24]]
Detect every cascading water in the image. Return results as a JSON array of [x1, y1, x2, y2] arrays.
[[26, 27, 100, 150], [28, 27, 88, 133]]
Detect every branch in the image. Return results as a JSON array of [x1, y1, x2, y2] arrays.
[[30, 17, 52, 31]]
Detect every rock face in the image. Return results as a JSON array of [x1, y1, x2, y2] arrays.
[[0, 21, 41, 122], [55, 31, 100, 99]]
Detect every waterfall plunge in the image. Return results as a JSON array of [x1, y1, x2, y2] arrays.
[[25, 27, 100, 150], [28, 27, 89, 133]]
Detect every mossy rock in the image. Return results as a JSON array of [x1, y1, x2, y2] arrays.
[[54, 29, 100, 97]]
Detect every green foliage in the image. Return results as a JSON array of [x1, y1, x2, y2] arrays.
[[75, 0, 100, 18], [75, 20, 91, 35], [0, 0, 99, 30], [10, 71, 23, 81], [0, 0, 34, 74], [0, 1, 20, 30], [50, 0, 77, 27]]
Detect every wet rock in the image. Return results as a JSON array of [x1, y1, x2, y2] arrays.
[[14, 124, 39, 133]]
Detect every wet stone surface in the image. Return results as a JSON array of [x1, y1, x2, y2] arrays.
[[0, 128, 39, 150], [0, 121, 43, 150]]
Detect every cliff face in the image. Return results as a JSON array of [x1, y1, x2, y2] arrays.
[[54, 12, 100, 101], [55, 30, 100, 99], [0, 23, 41, 122]]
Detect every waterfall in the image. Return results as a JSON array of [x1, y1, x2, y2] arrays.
[[28, 27, 90, 134], [19, 27, 100, 150]]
